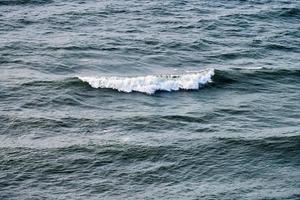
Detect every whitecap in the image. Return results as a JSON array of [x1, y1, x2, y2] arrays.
[[78, 68, 215, 94]]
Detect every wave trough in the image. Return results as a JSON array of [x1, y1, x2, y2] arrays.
[[78, 69, 215, 94]]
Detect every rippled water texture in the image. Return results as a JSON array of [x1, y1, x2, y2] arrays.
[[1, 0, 300, 199]]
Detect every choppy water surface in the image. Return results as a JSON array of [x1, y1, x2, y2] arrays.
[[1, 0, 300, 199]]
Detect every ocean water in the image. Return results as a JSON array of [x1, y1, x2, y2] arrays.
[[1, 0, 300, 199]]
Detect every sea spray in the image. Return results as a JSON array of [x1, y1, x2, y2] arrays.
[[78, 69, 215, 94]]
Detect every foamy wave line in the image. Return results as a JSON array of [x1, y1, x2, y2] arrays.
[[78, 69, 215, 94]]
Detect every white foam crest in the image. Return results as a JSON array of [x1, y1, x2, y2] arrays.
[[78, 69, 215, 94]]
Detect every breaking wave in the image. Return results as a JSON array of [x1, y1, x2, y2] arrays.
[[78, 69, 215, 94]]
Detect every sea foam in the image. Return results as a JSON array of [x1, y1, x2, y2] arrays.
[[78, 69, 214, 94]]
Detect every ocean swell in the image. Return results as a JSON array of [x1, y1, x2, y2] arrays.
[[78, 69, 215, 94]]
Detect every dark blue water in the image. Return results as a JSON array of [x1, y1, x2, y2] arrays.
[[1, 0, 300, 199]]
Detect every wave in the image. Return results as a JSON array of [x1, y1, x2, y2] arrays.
[[76, 67, 300, 94], [14, 67, 299, 95], [78, 69, 215, 94], [0, 0, 52, 6]]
